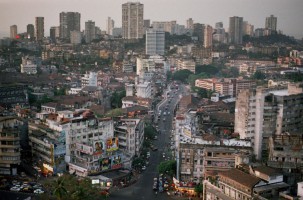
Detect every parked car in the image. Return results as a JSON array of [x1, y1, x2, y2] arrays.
[[34, 188, 44, 194]]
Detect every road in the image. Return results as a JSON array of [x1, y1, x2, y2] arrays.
[[109, 83, 185, 200]]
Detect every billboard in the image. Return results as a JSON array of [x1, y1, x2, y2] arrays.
[[76, 143, 93, 155], [106, 138, 119, 152], [93, 141, 104, 155], [100, 158, 111, 171], [111, 155, 122, 169]]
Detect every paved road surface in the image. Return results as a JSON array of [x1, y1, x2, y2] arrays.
[[109, 84, 184, 200]]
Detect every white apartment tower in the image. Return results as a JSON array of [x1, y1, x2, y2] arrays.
[[107, 17, 115, 35], [122, 2, 144, 39], [265, 15, 277, 31], [145, 29, 165, 55], [235, 83, 303, 160]]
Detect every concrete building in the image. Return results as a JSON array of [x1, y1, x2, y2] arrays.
[[70, 31, 81, 44], [107, 17, 115, 35], [235, 83, 303, 160], [0, 117, 22, 175], [229, 16, 243, 45], [186, 18, 194, 30], [152, 21, 176, 34], [193, 23, 205, 42], [59, 12, 81, 41], [136, 82, 152, 98], [81, 72, 97, 88], [176, 59, 196, 73], [10, 25, 17, 39], [114, 119, 144, 158], [242, 21, 254, 36], [20, 56, 37, 74], [35, 17, 44, 41], [122, 2, 144, 39], [265, 15, 277, 31], [50, 26, 59, 43], [203, 25, 213, 48], [85, 20, 96, 43], [145, 29, 165, 55], [26, 24, 35, 40]]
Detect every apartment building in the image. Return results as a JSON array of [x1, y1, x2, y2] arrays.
[[0, 117, 22, 175], [122, 2, 144, 39], [114, 118, 144, 158], [195, 78, 256, 97], [235, 83, 303, 160], [176, 59, 196, 74]]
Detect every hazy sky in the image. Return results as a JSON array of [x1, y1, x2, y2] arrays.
[[0, 0, 302, 38]]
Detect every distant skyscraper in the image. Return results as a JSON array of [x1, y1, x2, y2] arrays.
[[242, 21, 254, 36], [186, 18, 194, 30], [35, 17, 44, 41], [10, 25, 17, 39], [146, 29, 165, 55], [193, 23, 205, 43], [229, 16, 243, 44], [215, 22, 223, 29], [265, 15, 277, 31], [122, 2, 144, 39], [70, 31, 81, 44], [60, 12, 81, 41], [144, 20, 150, 28], [50, 26, 59, 43], [106, 17, 115, 35], [203, 25, 213, 48], [85, 20, 95, 43], [27, 24, 35, 40]]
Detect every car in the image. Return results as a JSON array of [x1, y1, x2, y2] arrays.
[[162, 118, 166, 121], [168, 112, 171, 115], [154, 136, 158, 140], [147, 152, 151, 157], [152, 147, 158, 151], [162, 153, 165, 158], [10, 186, 21, 192], [142, 166, 146, 171], [34, 189, 44, 194]]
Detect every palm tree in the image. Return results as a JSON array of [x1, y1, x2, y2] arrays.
[[53, 178, 68, 200]]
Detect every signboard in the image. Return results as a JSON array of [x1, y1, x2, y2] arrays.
[[111, 155, 122, 169], [93, 141, 104, 155], [100, 158, 111, 171], [183, 127, 192, 138], [76, 143, 93, 155], [92, 179, 100, 184], [106, 138, 119, 152]]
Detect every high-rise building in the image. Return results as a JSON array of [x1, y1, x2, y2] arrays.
[[242, 21, 254, 36], [229, 16, 243, 44], [35, 17, 44, 41], [106, 17, 115, 35], [193, 23, 205, 43], [146, 29, 165, 55], [50, 26, 59, 43], [186, 18, 194, 30], [59, 12, 81, 41], [70, 31, 81, 44], [10, 25, 17, 39], [215, 22, 223, 29], [234, 83, 303, 160], [26, 24, 35, 40], [122, 2, 144, 39], [203, 25, 213, 48], [265, 15, 277, 31], [85, 20, 95, 43], [143, 19, 150, 28]]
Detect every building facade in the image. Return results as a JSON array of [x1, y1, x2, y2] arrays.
[[10, 25, 17, 39], [85, 20, 96, 43], [122, 2, 144, 39], [35, 17, 44, 41], [26, 24, 35, 40], [145, 29, 165, 55], [107, 17, 115, 35], [203, 25, 213, 48], [265, 15, 277, 31], [59, 12, 81, 41], [229, 16, 243, 45]]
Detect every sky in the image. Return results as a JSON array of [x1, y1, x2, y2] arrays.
[[0, 0, 303, 39]]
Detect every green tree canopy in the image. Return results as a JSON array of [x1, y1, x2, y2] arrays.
[[110, 89, 126, 108], [105, 108, 123, 117], [172, 69, 193, 83], [157, 160, 176, 177], [194, 184, 203, 196], [195, 65, 219, 76], [252, 70, 266, 80]]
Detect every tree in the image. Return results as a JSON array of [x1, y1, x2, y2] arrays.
[[252, 70, 266, 80], [110, 89, 126, 108], [53, 178, 68, 200], [105, 108, 123, 117], [172, 69, 193, 83], [195, 65, 219, 76], [144, 124, 156, 140], [157, 160, 176, 177], [194, 184, 203, 197]]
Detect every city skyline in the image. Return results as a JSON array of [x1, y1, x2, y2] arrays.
[[0, 0, 303, 39]]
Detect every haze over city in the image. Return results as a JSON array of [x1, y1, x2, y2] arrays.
[[1, 0, 303, 39]]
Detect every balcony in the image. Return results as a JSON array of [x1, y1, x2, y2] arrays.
[[0, 151, 20, 157], [0, 136, 19, 141]]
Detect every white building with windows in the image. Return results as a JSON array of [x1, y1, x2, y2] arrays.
[[81, 72, 97, 88], [136, 82, 151, 98], [146, 29, 165, 55]]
